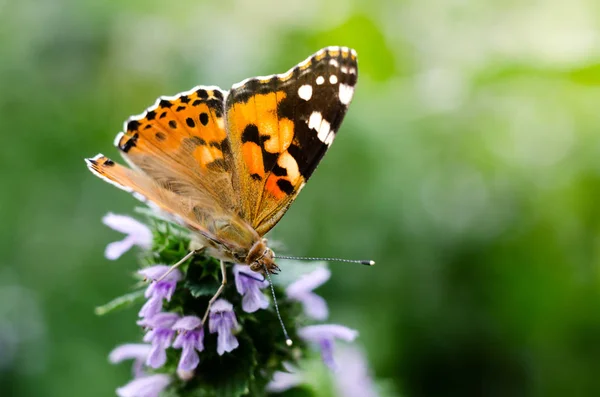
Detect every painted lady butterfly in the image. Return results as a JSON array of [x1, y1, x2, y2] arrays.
[[86, 47, 358, 278]]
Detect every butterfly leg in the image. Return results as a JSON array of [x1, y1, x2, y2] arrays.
[[201, 259, 227, 325], [155, 249, 200, 282]]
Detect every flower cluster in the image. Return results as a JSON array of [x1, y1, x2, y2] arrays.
[[98, 212, 369, 397]]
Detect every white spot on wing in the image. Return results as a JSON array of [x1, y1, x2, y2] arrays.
[[325, 132, 335, 146], [340, 66, 348, 74], [308, 112, 322, 130], [329, 59, 339, 67], [278, 152, 300, 183], [338, 84, 354, 105], [308, 111, 331, 143], [297, 84, 313, 101], [316, 76, 325, 85], [329, 75, 338, 84]]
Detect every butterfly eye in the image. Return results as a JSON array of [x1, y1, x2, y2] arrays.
[[249, 262, 262, 273]]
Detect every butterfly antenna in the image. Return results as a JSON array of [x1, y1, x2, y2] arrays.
[[263, 263, 292, 347], [274, 255, 375, 266]]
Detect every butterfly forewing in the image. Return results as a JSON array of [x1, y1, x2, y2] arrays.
[[115, 86, 239, 212], [226, 46, 358, 235]]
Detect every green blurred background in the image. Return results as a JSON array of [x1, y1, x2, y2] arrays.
[[2, 0, 600, 396]]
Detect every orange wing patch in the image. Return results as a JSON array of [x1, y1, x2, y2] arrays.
[[227, 90, 304, 222], [242, 141, 264, 178]]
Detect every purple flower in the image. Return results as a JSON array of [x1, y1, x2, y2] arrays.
[[298, 324, 358, 370], [266, 363, 303, 393], [333, 346, 380, 397], [233, 264, 269, 313], [139, 312, 179, 368], [103, 213, 152, 260], [172, 316, 204, 371], [138, 265, 182, 318], [116, 374, 171, 397], [109, 343, 152, 378], [209, 299, 239, 355], [286, 267, 330, 320]]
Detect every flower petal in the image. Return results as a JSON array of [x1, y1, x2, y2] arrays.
[[266, 369, 303, 393], [241, 288, 269, 313], [172, 333, 185, 349], [132, 358, 146, 379], [233, 265, 248, 294], [319, 338, 336, 370], [210, 298, 233, 313], [234, 265, 267, 293], [154, 281, 178, 301], [178, 345, 200, 371], [333, 347, 380, 397], [109, 344, 152, 364], [172, 315, 202, 331], [142, 329, 155, 343], [105, 237, 136, 260], [298, 324, 358, 343], [138, 296, 163, 319], [143, 312, 180, 329], [172, 328, 204, 353], [146, 344, 168, 368], [103, 213, 152, 247], [299, 324, 359, 370], [298, 292, 328, 320], [194, 333, 205, 351], [217, 330, 239, 355], [116, 374, 171, 397], [138, 265, 181, 282], [286, 267, 331, 297]]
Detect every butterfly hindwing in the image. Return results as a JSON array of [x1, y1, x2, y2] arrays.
[[86, 154, 206, 230], [86, 153, 259, 258], [226, 46, 358, 235]]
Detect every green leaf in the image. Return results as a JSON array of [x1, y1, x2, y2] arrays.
[[94, 289, 146, 316], [185, 278, 219, 298], [183, 255, 221, 298]]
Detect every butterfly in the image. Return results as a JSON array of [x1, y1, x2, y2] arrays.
[[86, 46, 358, 277]]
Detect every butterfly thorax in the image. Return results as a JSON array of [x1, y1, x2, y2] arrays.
[[197, 228, 277, 274]]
